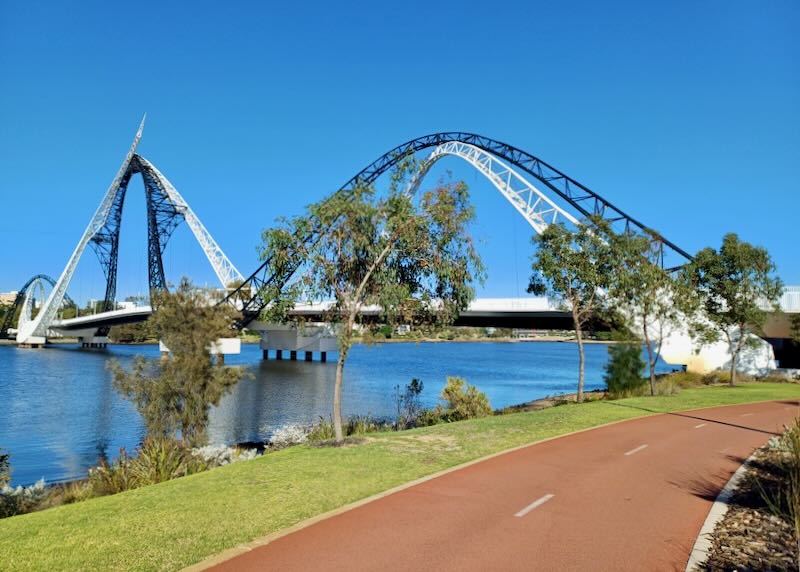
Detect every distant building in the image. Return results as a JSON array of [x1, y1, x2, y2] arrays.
[[0, 291, 18, 305]]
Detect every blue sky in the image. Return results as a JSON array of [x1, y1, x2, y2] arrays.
[[0, 1, 797, 301]]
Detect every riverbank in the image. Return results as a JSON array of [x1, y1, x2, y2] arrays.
[[1, 382, 799, 572]]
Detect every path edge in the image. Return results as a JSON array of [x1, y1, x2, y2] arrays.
[[684, 447, 759, 571]]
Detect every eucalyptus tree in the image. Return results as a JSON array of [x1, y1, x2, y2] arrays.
[[606, 231, 684, 396], [684, 233, 783, 385], [528, 219, 614, 402], [259, 178, 483, 444]]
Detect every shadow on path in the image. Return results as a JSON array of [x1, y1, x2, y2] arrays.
[[604, 400, 798, 437]]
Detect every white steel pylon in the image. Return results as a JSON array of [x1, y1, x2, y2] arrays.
[[17, 118, 243, 343]]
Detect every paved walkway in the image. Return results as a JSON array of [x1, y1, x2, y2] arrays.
[[208, 400, 799, 571]]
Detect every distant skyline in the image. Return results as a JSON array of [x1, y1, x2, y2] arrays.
[[1, 1, 797, 302]]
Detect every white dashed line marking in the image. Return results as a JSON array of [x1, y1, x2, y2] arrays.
[[514, 494, 555, 518], [741, 413, 753, 417], [694, 423, 707, 429], [624, 444, 648, 456]]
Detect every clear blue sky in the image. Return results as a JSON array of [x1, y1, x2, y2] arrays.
[[1, 1, 797, 302]]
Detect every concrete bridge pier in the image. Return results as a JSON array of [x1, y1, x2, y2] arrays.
[[254, 323, 337, 363]]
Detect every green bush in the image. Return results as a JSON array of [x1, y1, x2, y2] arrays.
[[307, 415, 390, 443], [395, 379, 425, 429], [0, 450, 9, 488], [0, 479, 47, 519], [758, 417, 800, 552], [88, 449, 137, 496], [439, 377, 492, 421], [604, 343, 646, 398], [661, 371, 705, 388], [88, 439, 206, 495], [131, 438, 207, 485]]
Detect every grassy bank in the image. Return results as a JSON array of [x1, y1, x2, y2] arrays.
[[1, 383, 799, 572]]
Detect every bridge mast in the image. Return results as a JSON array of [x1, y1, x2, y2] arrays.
[[17, 117, 146, 344]]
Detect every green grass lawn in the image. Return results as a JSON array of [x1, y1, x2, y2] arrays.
[[1, 383, 799, 572]]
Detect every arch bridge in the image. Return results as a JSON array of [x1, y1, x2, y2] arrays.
[[11, 122, 790, 372]]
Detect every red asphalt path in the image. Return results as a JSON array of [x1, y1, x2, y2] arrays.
[[208, 400, 799, 571]]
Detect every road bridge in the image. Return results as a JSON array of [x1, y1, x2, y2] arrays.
[[9, 121, 792, 372]]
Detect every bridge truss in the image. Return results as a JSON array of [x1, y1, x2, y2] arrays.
[[0, 274, 74, 339], [222, 132, 692, 327], [16, 118, 243, 343]]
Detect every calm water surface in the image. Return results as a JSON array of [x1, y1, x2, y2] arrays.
[[0, 341, 674, 485]]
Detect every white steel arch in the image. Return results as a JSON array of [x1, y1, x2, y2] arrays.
[[406, 141, 579, 235], [17, 119, 146, 343], [17, 118, 243, 343], [136, 156, 244, 288], [17, 277, 49, 336]]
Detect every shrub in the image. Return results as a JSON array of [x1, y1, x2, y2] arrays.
[[0, 479, 47, 519], [307, 415, 389, 443], [661, 371, 705, 388], [88, 449, 137, 496], [604, 342, 646, 398], [439, 377, 492, 421], [49, 480, 94, 506], [0, 450, 9, 488], [395, 379, 425, 429], [88, 438, 216, 495], [131, 438, 206, 485], [759, 417, 800, 556], [653, 378, 680, 396]]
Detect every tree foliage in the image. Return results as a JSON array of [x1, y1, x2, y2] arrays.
[[259, 175, 483, 443], [604, 341, 646, 398], [439, 376, 492, 421], [110, 279, 244, 446], [528, 218, 613, 402], [605, 231, 684, 395], [0, 450, 9, 488], [684, 233, 783, 385]]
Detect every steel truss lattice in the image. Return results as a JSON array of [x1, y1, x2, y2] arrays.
[[17, 119, 243, 343], [222, 132, 692, 328]]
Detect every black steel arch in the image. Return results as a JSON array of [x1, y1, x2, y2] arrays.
[[0, 274, 75, 339], [89, 154, 185, 314], [222, 132, 692, 327]]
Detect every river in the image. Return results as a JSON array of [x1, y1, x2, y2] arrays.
[[0, 341, 674, 485]]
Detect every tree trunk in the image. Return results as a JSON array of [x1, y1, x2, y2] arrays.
[[729, 351, 738, 387], [333, 349, 346, 444], [642, 320, 656, 396], [574, 313, 585, 403]]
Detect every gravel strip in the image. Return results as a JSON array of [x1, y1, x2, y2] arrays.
[[700, 441, 798, 571]]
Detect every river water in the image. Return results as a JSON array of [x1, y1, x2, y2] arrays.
[[0, 341, 674, 485]]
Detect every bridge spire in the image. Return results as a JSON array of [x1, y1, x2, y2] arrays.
[[16, 118, 242, 344]]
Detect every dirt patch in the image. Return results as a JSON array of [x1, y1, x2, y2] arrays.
[[385, 434, 460, 455]]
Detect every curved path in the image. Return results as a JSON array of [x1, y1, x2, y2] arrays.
[[207, 400, 799, 571]]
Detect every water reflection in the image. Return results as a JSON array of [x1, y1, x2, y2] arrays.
[[0, 341, 674, 485]]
